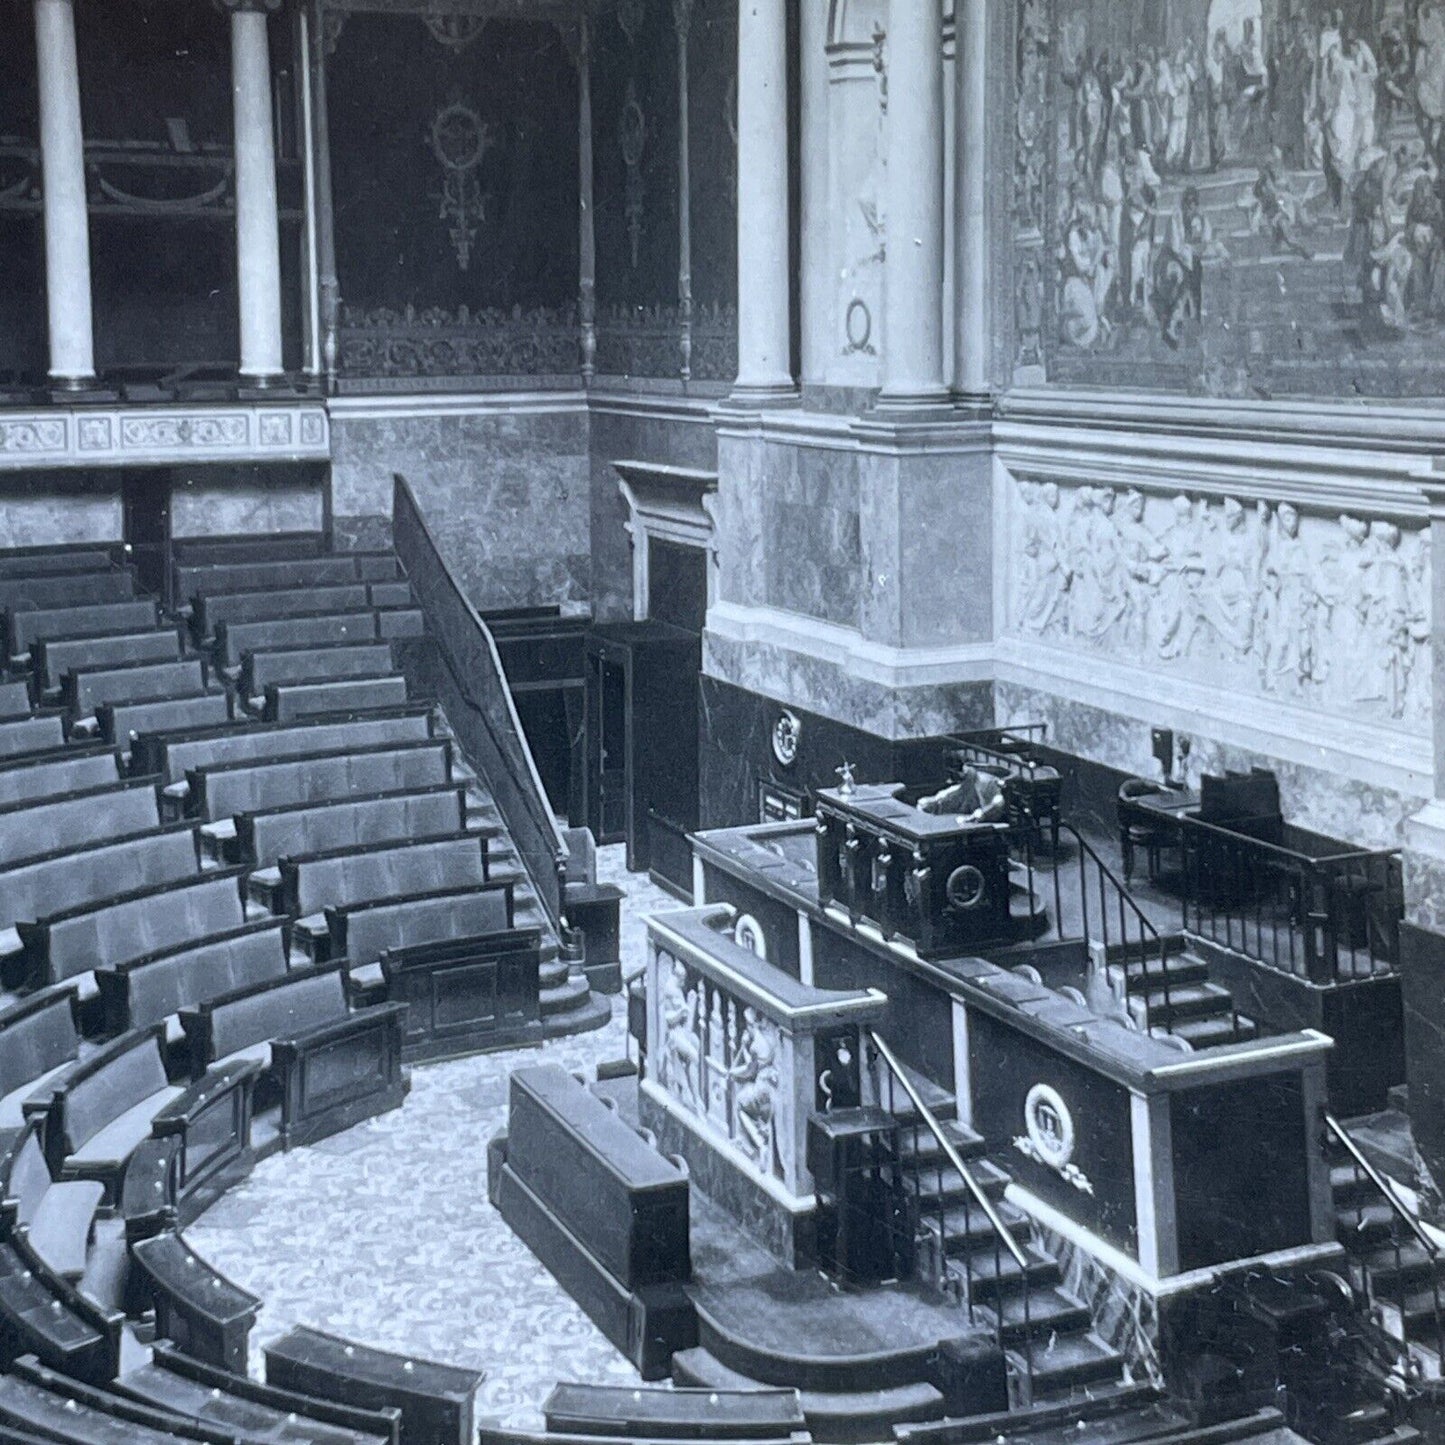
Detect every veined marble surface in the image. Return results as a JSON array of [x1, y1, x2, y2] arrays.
[[186, 849, 680, 1430]]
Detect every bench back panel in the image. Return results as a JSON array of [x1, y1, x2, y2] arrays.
[[265, 674, 409, 723], [101, 692, 232, 747], [0, 781, 160, 866], [0, 827, 199, 931], [0, 680, 30, 719], [240, 785, 466, 869], [202, 968, 350, 1062], [216, 612, 379, 666], [9, 598, 158, 655], [0, 750, 119, 809], [0, 990, 79, 1103], [178, 556, 360, 601], [291, 834, 484, 918], [190, 741, 450, 823], [116, 922, 289, 1031], [66, 658, 207, 716], [241, 641, 394, 695], [8, 1128, 52, 1227], [0, 549, 115, 579], [143, 710, 432, 785], [0, 568, 135, 613], [336, 885, 513, 966], [59, 1032, 169, 1154], [198, 584, 371, 636], [34, 629, 181, 694], [0, 715, 64, 759]]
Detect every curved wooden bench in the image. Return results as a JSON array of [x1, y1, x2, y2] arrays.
[[95, 918, 290, 1040], [543, 1381, 806, 1440], [195, 583, 372, 642], [187, 738, 452, 828], [328, 882, 516, 969], [120, 1135, 178, 1245], [33, 628, 181, 696], [180, 965, 408, 1150], [178, 554, 363, 602], [10, 598, 158, 659], [0, 778, 161, 868], [263, 672, 409, 722], [1, 1122, 103, 1284], [0, 549, 115, 579], [0, 990, 81, 1132], [114, 1341, 402, 1444], [0, 824, 200, 940], [148, 1059, 263, 1220], [241, 639, 396, 696], [0, 745, 120, 809], [0, 567, 136, 614], [264, 1324, 484, 1445], [133, 705, 433, 791], [0, 715, 64, 759], [283, 831, 487, 939], [100, 692, 233, 748], [14, 869, 249, 992], [236, 782, 468, 878], [215, 612, 382, 668]]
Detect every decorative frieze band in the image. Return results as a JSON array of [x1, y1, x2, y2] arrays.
[[0, 403, 330, 470]]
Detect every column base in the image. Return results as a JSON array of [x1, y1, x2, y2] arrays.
[[238, 371, 287, 393], [48, 373, 97, 393], [873, 383, 952, 415], [727, 379, 798, 409], [951, 387, 994, 420]]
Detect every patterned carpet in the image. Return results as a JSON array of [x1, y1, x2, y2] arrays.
[[186, 849, 688, 1430]]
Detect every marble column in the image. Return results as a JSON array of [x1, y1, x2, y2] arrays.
[[34, 0, 95, 388], [798, 0, 830, 387], [297, 6, 321, 380], [734, 0, 794, 400], [676, 0, 693, 384], [879, 0, 947, 409], [223, 0, 285, 384], [953, 0, 988, 400], [577, 13, 597, 384]]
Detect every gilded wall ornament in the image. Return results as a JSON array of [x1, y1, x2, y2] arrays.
[[428, 100, 496, 271]]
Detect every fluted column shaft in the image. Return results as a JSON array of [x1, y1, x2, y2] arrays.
[[879, 0, 946, 407], [953, 0, 989, 397], [34, 0, 94, 386], [225, 0, 285, 382], [734, 0, 793, 398]]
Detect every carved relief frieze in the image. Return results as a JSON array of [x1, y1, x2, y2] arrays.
[[0, 419, 66, 455], [1006, 475, 1432, 729], [1010, 0, 1049, 378]]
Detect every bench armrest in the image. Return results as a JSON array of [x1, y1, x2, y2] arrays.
[[150, 1057, 265, 1134], [272, 1001, 409, 1058]]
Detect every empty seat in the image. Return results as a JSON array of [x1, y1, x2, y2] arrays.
[[285, 832, 487, 924], [15, 869, 248, 991], [134, 706, 433, 789], [0, 824, 200, 937], [263, 673, 409, 722], [237, 782, 468, 873], [100, 691, 232, 747], [33, 628, 182, 695], [3, 1126, 104, 1282], [0, 779, 160, 867], [130, 1230, 261, 1375], [0, 746, 120, 809], [0, 1367, 184, 1443], [240, 639, 394, 697], [0, 989, 81, 1130], [187, 738, 452, 825], [65, 658, 209, 718], [0, 678, 31, 719], [97, 919, 290, 1038], [0, 714, 64, 758], [194, 583, 371, 640], [44, 1027, 184, 1190], [177, 554, 362, 602], [9, 598, 159, 658], [172, 531, 323, 567], [214, 611, 381, 667], [331, 882, 515, 967]]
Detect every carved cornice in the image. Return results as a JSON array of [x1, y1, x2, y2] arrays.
[[0, 403, 329, 471]]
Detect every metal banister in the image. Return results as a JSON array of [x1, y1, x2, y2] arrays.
[[1326, 1115, 1437, 1260]]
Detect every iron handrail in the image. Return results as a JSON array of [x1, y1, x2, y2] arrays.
[[867, 1030, 1028, 1273], [1177, 810, 1400, 869], [1325, 1114, 1437, 1261]]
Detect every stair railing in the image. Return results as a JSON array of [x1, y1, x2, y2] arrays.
[[865, 1029, 1034, 1399], [392, 474, 568, 938], [1325, 1113, 1445, 1377], [1017, 820, 1203, 1040]]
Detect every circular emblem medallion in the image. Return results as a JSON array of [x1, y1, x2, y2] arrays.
[[1023, 1084, 1075, 1171], [771, 709, 801, 768], [945, 863, 986, 911], [734, 914, 767, 960]]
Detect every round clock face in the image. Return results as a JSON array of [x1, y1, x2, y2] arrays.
[[771, 710, 801, 769]]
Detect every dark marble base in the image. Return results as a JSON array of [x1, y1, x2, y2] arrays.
[[698, 675, 965, 832], [1401, 922, 1445, 1221], [639, 1086, 816, 1270]]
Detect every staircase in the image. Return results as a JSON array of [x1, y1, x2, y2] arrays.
[[1106, 936, 1260, 1051], [1328, 1117, 1445, 1388]]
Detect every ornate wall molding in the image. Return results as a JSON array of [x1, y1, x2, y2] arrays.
[[337, 304, 580, 377], [0, 404, 329, 471]]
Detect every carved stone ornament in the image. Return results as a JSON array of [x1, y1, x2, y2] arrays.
[[428, 100, 495, 271], [1013, 1082, 1095, 1195], [771, 709, 802, 768], [733, 914, 767, 959]]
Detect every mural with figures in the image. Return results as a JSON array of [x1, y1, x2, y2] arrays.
[[1030, 0, 1445, 395], [1006, 477, 1431, 730]]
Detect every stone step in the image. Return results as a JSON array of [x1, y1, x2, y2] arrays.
[[919, 1199, 1033, 1257], [1012, 1331, 1125, 1402], [1165, 1013, 1260, 1049], [986, 1284, 1093, 1346], [540, 974, 590, 1016], [1133, 980, 1238, 1024], [950, 1243, 1061, 1301], [539, 990, 611, 1041]]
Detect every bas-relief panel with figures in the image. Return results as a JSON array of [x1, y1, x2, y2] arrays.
[[1030, 0, 1445, 395], [1006, 478, 1432, 730]]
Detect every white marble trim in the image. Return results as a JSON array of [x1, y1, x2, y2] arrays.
[[328, 392, 587, 421]]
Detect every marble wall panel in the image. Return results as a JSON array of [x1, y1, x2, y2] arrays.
[[588, 403, 717, 623], [768, 445, 862, 629], [330, 408, 590, 612], [996, 679, 1426, 851], [0, 476, 121, 547], [169, 468, 325, 539]]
